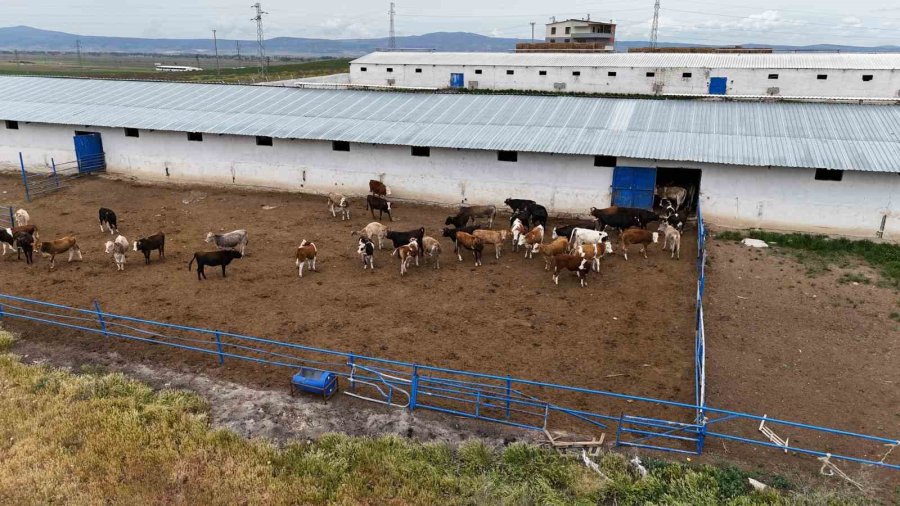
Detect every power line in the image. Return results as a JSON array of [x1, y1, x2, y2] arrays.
[[250, 2, 267, 80], [389, 2, 397, 49]]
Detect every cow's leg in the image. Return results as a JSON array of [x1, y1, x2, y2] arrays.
[[99, 220, 105, 233], [457, 249, 463, 262], [298, 261, 304, 277], [222, 264, 227, 277], [68, 249, 74, 262], [311, 257, 317, 272], [641, 245, 648, 259]]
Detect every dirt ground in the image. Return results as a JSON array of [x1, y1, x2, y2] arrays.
[[0, 173, 697, 423]]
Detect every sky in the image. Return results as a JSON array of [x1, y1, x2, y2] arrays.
[[6, 0, 900, 46]]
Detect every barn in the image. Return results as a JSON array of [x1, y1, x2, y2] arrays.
[[348, 52, 900, 99], [0, 75, 897, 239]]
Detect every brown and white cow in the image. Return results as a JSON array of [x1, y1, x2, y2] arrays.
[[519, 224, 544, 259], [392, 237, 419, 276], [619, 228, 659, 260], [36, 236, 82, 270], [295, 240, 318, 277], [472, 229, 509, 260], [551, 254, 591, 287], [454, 231, 484, 266]]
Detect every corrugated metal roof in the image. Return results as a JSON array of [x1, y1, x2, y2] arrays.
[[351, 51, 900, 70], [0, 76, 898, 172]]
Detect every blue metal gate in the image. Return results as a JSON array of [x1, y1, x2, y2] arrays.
[[611, 166, 656, 209], [450, 73, 464, 88], [708, 77, 727, 95], [73, 132, 106, 173]]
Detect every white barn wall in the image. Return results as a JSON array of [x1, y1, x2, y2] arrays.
[[1, 123, 896, 239]]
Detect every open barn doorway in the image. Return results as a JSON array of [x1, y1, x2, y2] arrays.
[[655, 167, 702, 214]]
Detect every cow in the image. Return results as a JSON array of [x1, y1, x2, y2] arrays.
[[357, 236, 375, 271], [551, 254, 591, 287], [620, 207, 661, 229], [658, 223, 682, 260], [519, 224, 544, 259], [473, 229, 509, 259], [326, 192, 351, 220], [535, 237, 569, 271], [665, 209, 687, 233], [134, 232, 165, 264], [656, 186, 687, 210], [14, 208, 29, 227], [295, 240, 318, 277], [454, 231, 484, 266], [524, 203, 549, 228], [99, 208, 118, 235], [568, 228, 613, 253], [351, 222, 388, 250], [13, 232, 33, 264], [188, 250, 242, 280], [386, 227, 425, 251], [369, 179, 391, 197], [575, 243, 606, 272], [0, 228, 14, 256], [442, 225, 481, 253], [366, 195, 393, 222], [104, 234, 129, 271], [422, 236, 442, 269], [391, 238, 419, 276], [509, 209, 530, 229], [510, 218, 527, 252], [504, 198, 536, 213], [4, 224, 39, 251], [36, 236, 82, 270], [552, 221, 596, 241], [445, 205, 497, 229], [596, 212, 640, 233], [619, 228, 659, 260], [205, 229, 249, 255], [589, 206, 619, 219]]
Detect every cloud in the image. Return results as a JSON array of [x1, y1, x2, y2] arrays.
[[841, 16, 863, 27]]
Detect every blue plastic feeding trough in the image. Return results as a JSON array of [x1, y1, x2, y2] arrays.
[[290, 368, 338, 401]]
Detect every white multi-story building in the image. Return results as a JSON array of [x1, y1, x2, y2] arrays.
[[545, 18, 615, 48]]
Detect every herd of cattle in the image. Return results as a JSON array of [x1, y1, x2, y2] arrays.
[[1, 180, 689, 287]]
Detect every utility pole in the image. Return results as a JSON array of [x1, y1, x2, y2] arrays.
[[236, 41, 241, 60], [530, 22, 536, 41], [649, 0, 660, 50], [251, 2, 268, 79], [388, 2, 396, 50], [212, 29, 220, 76], [75, 39, 83, 69]]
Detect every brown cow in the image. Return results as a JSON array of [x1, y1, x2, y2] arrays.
[[454, 231, 484, 266], [369, 179, 391, 196], [536, 237, 569, 271], [619, 228, 659, 260], [551, 254, 591, 287], [589, 206, 619, 220], [295, 240, 318, 277], [472, 229, 509, 259], [36, 236, 82, 270], [520, 224, 544, 259], [391, 238, 419, 276]]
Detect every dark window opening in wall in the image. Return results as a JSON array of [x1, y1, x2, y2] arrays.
[[256, 136, 273, 146], [768, 73, 779, 79], [862, 74, 873, 82], [360, 67, 367, 72], [608, 71, 617, 77], [475, 69, 482, 74], [386, 67, 394, 73], [817, 74, 827, 80], [564, 38, 570, 43], [539, 70, 547, 76], [187, 132, 203, 142], [565, 27, 571, 34], [572, 71, 581, 76], [124, 128, 139, 138], [814, 168, 843, 181], [646, 71, 655, 77], [551, 27, 557, 34], [506, 69, 514, 75], [682, 72, 692, 78], [411, 146, 430, 157], [332, 140, 350, 152], [497, 150, 518, 162], [594, 155, 616, 167], [415, 68, 422, 73], [5, 120, 19, 130]]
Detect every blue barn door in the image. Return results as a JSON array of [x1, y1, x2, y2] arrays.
[[73, 132, 106, 173], [611, 166, 656, 209], [450, 73, 464, 88], [708, 77, 727, 95]]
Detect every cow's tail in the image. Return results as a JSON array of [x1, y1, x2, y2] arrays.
[[188, 254, 196, 272]]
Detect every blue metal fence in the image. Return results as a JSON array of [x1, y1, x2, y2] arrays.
[[18, 151, 105, 202]]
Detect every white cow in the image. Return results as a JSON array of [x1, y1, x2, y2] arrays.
[[326, 192, 351, 220], [104, 234, 129, 271], [351, 222, 388, 250], [14, 209, 30, 227], [568, 228, 613, 253], [656, 186, 687, 210], [205, 229, 249, 255]]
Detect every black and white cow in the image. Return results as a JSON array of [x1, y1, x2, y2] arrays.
[[99, 207, 118, 235], [357, 236, 375, 271]]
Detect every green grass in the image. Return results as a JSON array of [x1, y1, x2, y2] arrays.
[[0, 328, 876, 505], [715, 230, 900, 287]]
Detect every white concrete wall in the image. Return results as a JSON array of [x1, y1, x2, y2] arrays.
[[350, 63, 900, 99], [1, 122, 896, 239]]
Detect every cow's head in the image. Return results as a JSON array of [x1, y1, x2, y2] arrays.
[[386, 202, 392, 211], [204, 232, 215, 243], [227, 250, 243, 260], [339, 196, 347, 207], [651, 232, 660, 243], [104, 241, 115, 254], [603, 239, 613, 254]]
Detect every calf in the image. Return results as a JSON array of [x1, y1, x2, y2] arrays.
[[391, 238, 419, 276], [552, 221, 595, 240], [509, 209, 530, 229], [14, 208, 29, 227], [510, 218, 527, 252], [665, 209, 687, 233], [326, 192, 351, 220], [357, 237, 375, 271], [619, 228, 659, 260], [445, 205, 497, 229], [656, 186, 687, 210], [519, 224, 544, 259], [473, 229, 509, 259], [524, 203, 548, 228], [104, 234, 129, 271], [366, 195, 393, 221], [369, 179, 391, 196], [454, 231, 484, 266], [422, 236, 442, 269], [551, 254, 591, 287], [658, 223, 682, 260], [568, 228, 613, 253], [37, 236, 82, 270], [504, 198, 536, 213], [535, 237, 569, 271], [589, 206, 619, 220], [575, 243, 605, 272], [13, 232, 33, 264], [188, 250, 242, 280], [99, 207, 118, 235], [351, 222, 388, 250], [205, 229, 249, 255], [134, 232, 165, 264], [0, 228, 13, 255], [442, 225, 481, 253], [295, 240, 318, 277], [386, 227, 425, 250]]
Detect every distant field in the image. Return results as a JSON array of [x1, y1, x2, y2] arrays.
[[0, 52, 351, 83]]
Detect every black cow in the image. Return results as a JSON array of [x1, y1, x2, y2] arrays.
[[504, 198, 536, 213], [99, 207, 118, 234], [551, 221, 596, 240], [366, 195, 393, 221], [386, 227, 425, 249], [441, 225, 481, 252], [13, 231, 34, 264], [134, 232, 165, 264], [596, 212, 641, 232], [526, 203, 549, 228], [0, 228, 13, 255], [188, 250, 242, 280], [666, 210, 687, 232], [509, 209, 530, 228], [619, 208, 661, 229]]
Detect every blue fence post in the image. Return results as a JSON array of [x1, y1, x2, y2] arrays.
[[505, 375, 512, 420], [475, 391, 481, 418], [409, 365, 419, 411], [214, 331, 225, 365], [50, 157, 60, 189], [93, 301, 107, 338], [348, 354, 356, 392], [19, 152, 30, 202], [6, 207, 13, 228], [0, 302, 4, 321]]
